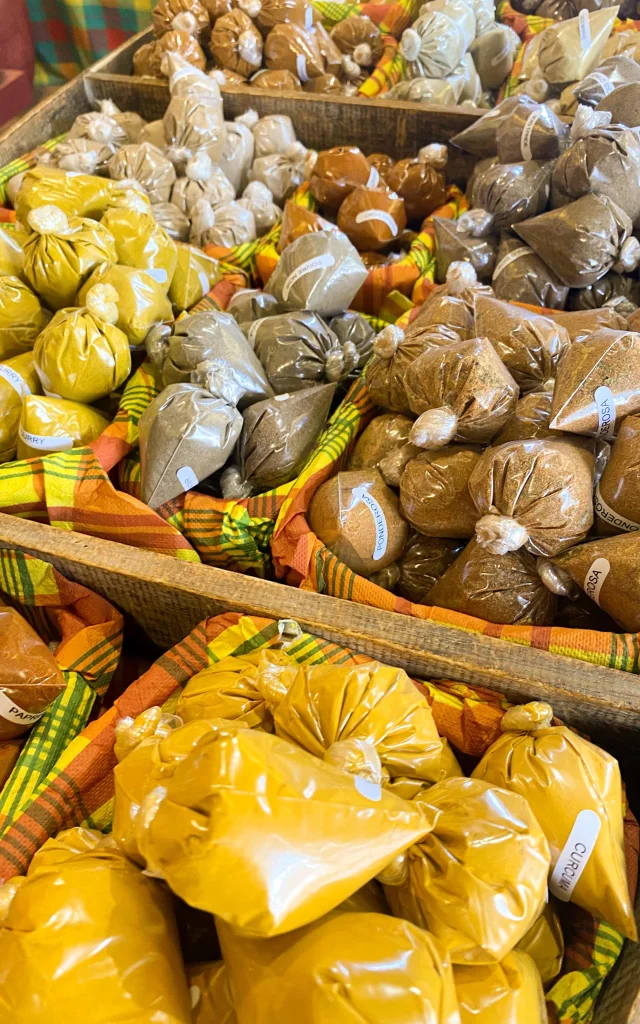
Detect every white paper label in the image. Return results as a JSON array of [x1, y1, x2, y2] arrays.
[[246, 319, 263, 346], [354, 775, 382, 801], [355, 209, 398, 235], [520, 109, 541, 162], [171, 65, 196, 86], [492, 247, 532, 279], [353, 485, 388, 561], [549, 809, 601, 901], [145, 267, 168, 284], [366, 165, 380, 188], [594, 485, 640, 533], [296, 53, 309, 83], [594, 385, 616, 439], [583, 556, 610, 607], [0, 363, 29, 398], [18, 427, 74, 451], [197, 271, 211, 296], [578, 9, 591, 50], [282, 252, 335, 301], [305, 4, 314, 28], [176, 465, 199, 492], [0, 689, 46, 726]]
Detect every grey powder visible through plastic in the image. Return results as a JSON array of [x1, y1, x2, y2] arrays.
[[252, 310, 356, 393], [471, 159, 554, 231], [266, 231, 368, 317]]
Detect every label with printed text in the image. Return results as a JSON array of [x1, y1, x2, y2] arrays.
[[583, 556, 610, 606], [578, 8, 591, 49], [355, 209, 398, 235], [520, 110, 541, 161], [246, 319, 263, 345], [282, 253, 335, 301], [0, 363, 29, 398], [18, 427, 74, 451], [0, 689, 46, 726], [353, 486, 388, 560], [594, 485, 640, 533], [492, 247, 531, 279], [550, 809, 601, 901], [366, 166, 380, 188], [594, 385, 616, 439]]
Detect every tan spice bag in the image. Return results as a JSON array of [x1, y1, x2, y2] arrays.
[[543, 306, 626, 342], [266, 230, 367, 317], [475, 294, 570, 392], [349, 413, 414, 472], [549, 532, 640, 631], [596, 413, 640, 533], [538, 8, 619, 84], [400, 446, 481, 539], [493, 386, 556, 445], [473, 701, 636, 940], [365, 324, 461, 417]]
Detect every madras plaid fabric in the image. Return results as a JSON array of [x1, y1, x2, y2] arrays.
[[0, 549, 122, 836], [312, 0, 420, 35], [27, 0, 153, 88], [0, 610, 633, 1024], [0, 135, 66, 205], [359, 35, 407, 97]]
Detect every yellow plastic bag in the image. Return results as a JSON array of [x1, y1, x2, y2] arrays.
[[101, 205, 178, 293], [188, 962, 237, 1024], [516, 901, 564, 985], [14, 166, 116, 223], [175, 652, 274, 730], [78, 262, 173, 346], [257, 652, 446, 786], [0, 351, 41, 462], [132, 722, 431, 936], [218, 909, 461, 1024], [22, 205, 118, 311], [383, 777, 550, 964], [0, 826, 192, 1024], [454, 950, 547, 1024], [0, 275, 50, 360], [473, 701, 637, 940], [0, 224, 28, 278], [169, 244, 221, 311], [17, 394, 108, 459], [33, 283, 131, 404]]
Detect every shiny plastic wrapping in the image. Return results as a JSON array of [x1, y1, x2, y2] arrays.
[[252, 311, 352, 392], [133, 29, 207, 77], [278, 201, 341, 251], [255, 0, 313, 35], [515, 193, 633, 288], [52, 136, 114, 175], [219, 910, 460, 1024], [0, 225, 27, 278], [238, 383, 335, 490], [309, 146, 375, 212], [474, 700, 636, 939], [365, 326, 457, 417], [239, 181, 282, 234], [550, 306, 627, 341], [15, 166, 116, 221], [163, 95, 227, 169], [151, 200, 192, 241], [197, 200, 257, 247], [397, 533, 465, 604], [138, 382, 243, 507], [384, 776, 550, 964], [471, 160, 553, 231], [452, 98, 525, 159], [494, 96, 569, 164], [597, 413, 640, 533], [250, 145, 310, 204], [550, 532, 640, 630], [349, 413, 414, 472], [538, 8, 618, 84], [0, 827, 192, 1024], [253, 114, 297, 157], [188, 961, 237, 1024], [454, 951, 547, 1024], [168, 244, 221, 311], [400, 7, 470, 79], [175, 653, 274, 729], [469, 24, 520, 91], [171, 160, 235, 218], [266, 231, 367, 317], [0, 605, 65, 740], [568, 270, 640, 312], [470, 436, 594, 557], [329, 311, 373, 367], [387, 156, 447, 223], [228, 288, 280, 326], [210, 10, 264, 77], [557, 123, 640, 228], [387, 75, 465, 107], [493, 386, 556, 444], [0, 276, 50, 360], [337, 186, 406, 251], [107, 143, 177, 203], [474, 295, 570, 392], [434, 216, 498, 284], [152, 0, 211, 43], [264, 22, 326, 79], [549, 328, 640, 436], [427, 537, 558, 625], [128, 723, 431, 936], [17, 395, 109, 459], [101, 206, 177, 291], [517, 901, 564, 985], [492, 234, 569, 310], [308, 469, 409, 576], [400, 446, 482, 538], [78, 263, 173, 346], [330, 13, 382, 61], [251, 67, 302, 89], [0, 352, 41, 462], [218, 116, 255, 193]]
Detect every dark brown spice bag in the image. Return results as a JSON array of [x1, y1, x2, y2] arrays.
[[349, 413, 414, 472], [386, 149, 447, 223], [471, 159, 554, 231], [396, 534, 465, 604], [595, 413, 640, 534], [433, 215, 498, 284], [451, 97, 524, 159], [309, 147, 375, 212], [0, 607, 66, 740], [567, 272, 640, 311], [399, 445, 482, 538], [474, 294, 570, 392], [549, 533, 640, 630], [492, 234, 569, 310], [495, 96, 570, 164], [337, 186, 407, 252], [551, 122, 640, 227], [251, 310, 357, 392], [329, 311, 374, 368]]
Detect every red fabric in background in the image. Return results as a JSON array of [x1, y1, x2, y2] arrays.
[[0, 0, 35, 124]]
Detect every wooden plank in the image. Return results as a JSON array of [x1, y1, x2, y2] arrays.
[[0, 74, 89, 167], [0, 513, 638, 745]]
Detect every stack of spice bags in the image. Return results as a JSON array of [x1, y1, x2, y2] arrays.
[[0, 630, 635, 1024]]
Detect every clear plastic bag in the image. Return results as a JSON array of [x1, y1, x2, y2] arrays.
[[309, 146, 374, 212], [386, 146, 447, 224], [492, 233, 569, 309], [337, 186, 406, 251], [238, 180, 282, 234], [454, 952, 547, 1023], [495, 95, 570, 164], [396, 533, 465, 604], [168, 244, 221, 311], [434, 214, 498, 283], [0, 276, 51, 361], [493, 385, 556, 444], [162, 94, 227, 170], [551, 120, 640, 228], [17, 394, 109, 460], [266, 230, 367, 317], [264, 22, 326, 80], [400, 5, 472, 79], [77, 262, 172, 346], [400, 445, 482, 538], [0, 351, 41, 463], [538, 8, 619, 84], [107, 142, 177, 203], [471, 159, 554, 231], [217, 113, 256, 194], [474, 294, 570, 392], [250, 142, 311, 204], [596, 413, 640, 534], [252, 310, 356, 392], [349, 413, 414, 473], [210, 9, 264, 77], [101, 205, 178, 290], [170, 152, 235, 214], [469, 24, 520, 91], [253, 113, 297, 157]]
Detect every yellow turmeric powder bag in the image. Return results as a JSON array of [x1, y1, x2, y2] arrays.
[[101, 205, 178, 293], [133, 723, 431, 937], [169, 244, 221, 312], [14, 166, 116, 223], [23, 205, 117, 311], [382, 776, 550, 964], [256, 651, 446, 785], [0, 351, 41, 463], [17, 394, 108, 459], [0, 224, 28, 278], [218, 910, 460, 1024], [473, 701, 636, 940], [0, 827, 192, 1024], [188, 962, 237, 1024], [33, 283, 131, 404], [453, 950, 547, 1024], [175, 652, 274, 731], [78, 262, 173, 346], [0, 275, 50, 360], [516, 901, 564, 985]]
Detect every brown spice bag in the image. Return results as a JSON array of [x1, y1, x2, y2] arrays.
[[251, 68, 302, 89], [433, 215, 498, 285], [452, 97, 524, 159], [550, 328, 640, 437], [474, 294, 570, 392], [278, 202, 342, 252], [210, 9, 263, 76], [551, 123, 640, 228], [349, 413, 414, 472], [396, 533, 465, 604], [386, 149, 447, 223], [427, 538, 558, 625], [544, 306, 627, 342], [337, 187, 407, 252], [368, 153, 394, 183], [468, 437, 595, 557], [0, 606, 66, 740], [404, 337, 519, 448], [399, 445, 482, 538], [492, 234, 569, 310], [568, 272, 640, 313], [495, 96, 570, 164], [596, 414, 640, 534], [330, 14, 382, 63], [550, 533, 640, 630], [364, 323, 462, 416], [133, 31, 206, 77], [309, 147, 376, 212], [308, 469, 409, 576], [493, 387, 556, 445], [255, 0, 313, 36], [471, 159, 553, 231], [153, 0, 211, 43], [264, 23, 326, 80]]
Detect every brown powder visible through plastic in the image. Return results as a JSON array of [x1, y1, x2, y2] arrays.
[[396, 533, 465, 604], [596, 413, 640, 533], [400, 446, 482, 538], [349, 413, 414, 472], [550, 533, 640, 630]]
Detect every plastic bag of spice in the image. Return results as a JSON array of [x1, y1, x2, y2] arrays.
[[170, 153, 235, 215], [595, 414, 640, 533], [150, 200, 191, 241], [471, 159, 553, 232], [168, 244, 221, 311], [433, 212, 498, 284], [210, 9, 263, 77], [175, 654, 274, 730], [382, 776, 550, 964], [549, 327, 640, 437], [473, 700, 636, 939], [386, 74, 465, 107], [133, 28, 206, 77], [309, 146, 375, 212], [548, 532, 640, 630], [452, 98, 525, 159], [493, 385, 556, 445], [251, 311, 355, 392], [0, 352, 41, 463], [396, 534, 465, 604], [53, 136, 113, 176], [569, 272, 640, 312], [254, 0, 313, 36], [278, 201, 342, 252], [468, 437, 595, 557], [337, 186, 406, 252], [228, 288, 280, 327], [33, 285, 131, 405], [238, 181, 282, 234], [17, 395, 109, 459], [267, 231, 367, 316], [101, 205, 177, 291], [404, 337, 519, 449], [330, 13, 382, 62], [0, 225, 27, 279], [349, 413, 414, 473], [400, 5, 471, 80], [107, 143, 176, 203], [78, 263, 173, 347], [427, 538, 558, 625], [400, 446, 482, 539], [386, 145, 448, 223], [596, 81, 640, 129], [187, 962, 235, 1024], [250, 143, 311, 204], [15, 166, 116, 222], [515, 193, 634, 288], [195, 199, 258, 247], [153, 0, 211, 43], [492, 234, 569, 310], [364, 323, 462, 418], [538, 8, 619, 85], [469, 24, 520, 92], [494, 96, 570, 164], [517, 901, 564, 985], [575, 54, 640, 107], [308, 469, 409, 577], [543, 304, 626, 341], [454, 952, 547, 1024], [217, 111, 256, 193], [22, 205, 117, 311], [474, 294, 570, 392], [0, 605, 66, 739], [0, 276, 51, 360], [264, 22, 326, 80]]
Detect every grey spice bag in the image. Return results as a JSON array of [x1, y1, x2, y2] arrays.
[[551, 122, 640, 227], [266, 230, 368, 317], [492, 233, 569, 310], [471, 159, 554, 232], [251, 311, 357, 394]]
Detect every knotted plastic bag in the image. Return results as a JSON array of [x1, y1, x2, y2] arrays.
[[349, 413, 414, 473], [133, 28, 206, 77], [494, 95, 570, 164], [386, 144, 448, 223], [192, 199, 257, 247], [251, 310, 355, 392], [172, 156, 235, 219], [101, 204, 178, 291], [492, 234, 569, 310], [0, 351, 41, 463], [0, 827, 192, 1024], [22, 205, 117, 311], [217, 112, 256, 194], [474, 294, 570, 392], [238, 181, 282, 234], [267, 230, 367, 317], [210, 9, 263, 77], [18, 395, 108, 459], [0, 225, 27, 279], [309, 146, 377, 212], [15, 166, 116, 222], [250, 142, 312, 204], [107, 142, 177, 203], [493, 386, 556, 444], [400, 446, 482, 539], [0, 605, 66, 740], [400, 2, 473, 79], [152, 0, 211, 43], [264, 23, 326, 80], [278, 201, 342, 252], [538, 8, 618, 84], [53, 136, 113, 176], [433, 212, 498, 284], [130, 723, 432, 936], [469, 23, 520, 91], [453, 951, 547, 1024], [468, 438, 595, 557], [337, 186, 407, 252], [175, 653, 274, 730], [0, 276, 50, 360], [473, 701, 636, 939], [471, 160, 553, 231], [78, 262, 173, 346]]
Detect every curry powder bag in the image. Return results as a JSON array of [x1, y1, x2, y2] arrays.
[[516, 901, 564, 985], [474, 295, 570, 393], [78, 263, 173, 346], [101, 205, 178, 292], [168, 244, 221, 311], [0, 225, 27, 279], [188, 961, 237, 1024], [473, 701, 636, 939], [454, 951, 547, 1024], [0, 277, 49, 360], [0, 351, 41, 463], [175, 654, 274, 731], [14, 166, 116, 222], [17, 395, 108, 459]]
